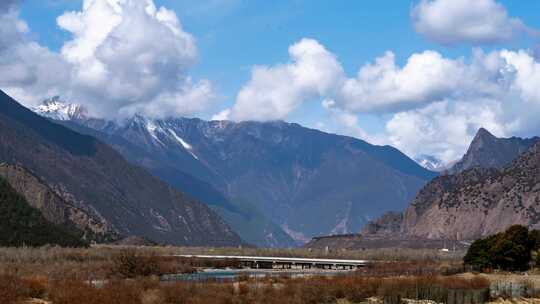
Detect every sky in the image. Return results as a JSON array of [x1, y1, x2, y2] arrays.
[[2, 0, 540, 166]]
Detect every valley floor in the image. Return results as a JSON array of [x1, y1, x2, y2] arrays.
[[0, 245, 537, 304]]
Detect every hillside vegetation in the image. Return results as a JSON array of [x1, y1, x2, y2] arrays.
[[0, 176, 86, 247]]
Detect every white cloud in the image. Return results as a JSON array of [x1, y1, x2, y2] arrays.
[[227, 37, 540, 165], [412, 0, 534, 45], [226, 39, 498, 121], [227, 38, 344, 121], [0, 8, 70, 105], [336, 51, 466, 113], [0, 0, 215, 119], [501, 50, 540, 105], [321, 99, 373, 142], [384, 49, 540, 164], [211, 108, 231, 121], [57, 0, 214, 119], [386, 100, 507, 164]]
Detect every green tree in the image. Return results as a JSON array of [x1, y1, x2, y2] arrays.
[[464, 225, 539, 271]]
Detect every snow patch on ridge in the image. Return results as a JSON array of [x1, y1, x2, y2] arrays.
[[144, 120, 166, 146], [331, 202, 351, 235], [168, 129, 192, 149], [281, 223, 310, 243], [168, 129, 199, 160]]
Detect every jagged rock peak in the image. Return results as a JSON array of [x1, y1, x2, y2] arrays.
[[449, 127, 539, 174]]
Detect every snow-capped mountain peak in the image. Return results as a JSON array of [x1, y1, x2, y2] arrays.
[[414, 154, 448, 172], [33, 96, 88, 121]]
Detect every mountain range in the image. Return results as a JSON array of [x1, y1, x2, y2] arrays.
[[0, 90, 243, 246], [34, 97, 437, 246], [363, 128, 540, 241]]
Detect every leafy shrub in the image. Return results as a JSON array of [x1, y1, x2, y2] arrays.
[[110, 250, 161, 278], [464, 225, 539, 271]]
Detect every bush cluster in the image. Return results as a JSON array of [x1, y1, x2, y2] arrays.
[[464, 225, 540, 271], [110, 250, 197, 278]]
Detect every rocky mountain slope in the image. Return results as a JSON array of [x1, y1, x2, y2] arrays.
[[34, 98, 437, 244], [0, 90, 243, 246], [365, 133, 540, 241], [0, 163, 117, 242], [34, 98, 293, 248], [449, 128, 539, 174], [0, 175, 86, 247], [57, 118, 295, 248]]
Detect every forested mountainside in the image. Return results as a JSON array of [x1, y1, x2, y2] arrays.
[[0, 175, 86, 247]]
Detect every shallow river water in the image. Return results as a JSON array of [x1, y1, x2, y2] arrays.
[[161, 269, 354, 282]]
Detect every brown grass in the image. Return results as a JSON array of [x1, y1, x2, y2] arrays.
[[0, 270, 492, 304], [0, 246, 478, 304]]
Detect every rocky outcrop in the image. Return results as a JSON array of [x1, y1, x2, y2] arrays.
[[367, 141, 540, 241], [364, 128, 540, 242], [0, 163, 117, 242], [362, 212, 404, 236]]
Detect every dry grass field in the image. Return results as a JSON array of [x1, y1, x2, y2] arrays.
[[0, 245, 537, 304]]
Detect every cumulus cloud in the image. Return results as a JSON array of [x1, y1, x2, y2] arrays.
[[211, 108, 231, 121], [335, 51, 466, 113], [227, 38, 344, 121], [412, 0, 535, 45], [386, 100, 507, 164], [226, 37, 540, 164], [385, 49, 540, 163], [56, 0, 213, 119], [321, 99, 373, 142], [0, 7, 70, 105], [225, 39, 504, 121], [0, 0, 215, 119]]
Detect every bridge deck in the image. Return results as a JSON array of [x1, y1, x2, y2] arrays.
[[176, 255, 369, 270]]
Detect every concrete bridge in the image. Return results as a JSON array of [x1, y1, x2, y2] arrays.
[[176, 255, 370, 270]]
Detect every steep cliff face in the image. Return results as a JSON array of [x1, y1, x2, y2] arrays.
[[401, 167, 502, 239], [367, 142, 540, 241], [0, 163, 117, 242], [0, 90, 244, 246], [449, 128, 539, 174], [363, 129, 540, 242]]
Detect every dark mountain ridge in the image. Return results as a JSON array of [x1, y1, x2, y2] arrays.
[[0, 90, 243, 246], [34, 98, 437, 245]]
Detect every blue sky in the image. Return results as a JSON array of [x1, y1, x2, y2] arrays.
[[5, 0, 540, 166]]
